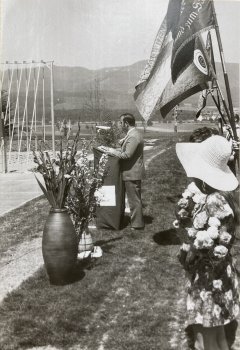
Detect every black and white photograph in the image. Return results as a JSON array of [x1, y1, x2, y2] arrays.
[[0, 0, 239, 349]]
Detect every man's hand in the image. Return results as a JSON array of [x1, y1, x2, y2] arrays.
[[98, 146, 120, 157]]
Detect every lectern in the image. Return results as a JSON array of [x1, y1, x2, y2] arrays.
[[93, 147, 124, 230]]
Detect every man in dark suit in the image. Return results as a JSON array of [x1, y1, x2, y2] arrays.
[[105, 113, 145, 230]]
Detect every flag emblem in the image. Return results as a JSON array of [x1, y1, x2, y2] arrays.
[[193, 49, 208, 75]]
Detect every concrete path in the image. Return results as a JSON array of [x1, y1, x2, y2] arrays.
[[0, 237, 43, 304], [0, 172, 43, 216]]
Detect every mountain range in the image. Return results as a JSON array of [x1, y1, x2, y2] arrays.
[[2, 60, 239, 121], [53, 60, 239, 116]]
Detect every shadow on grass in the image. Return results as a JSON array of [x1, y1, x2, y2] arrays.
[[144, 215, 154, 224], [48, 255, 107, 286], [153, 228, 181, 245], [166, 194, 181, 203], [95, 236, 124, 254], [48, 261, 87, 286]]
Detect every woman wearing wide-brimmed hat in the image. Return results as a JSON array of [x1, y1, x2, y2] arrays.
[[175, 135, 239, 350]]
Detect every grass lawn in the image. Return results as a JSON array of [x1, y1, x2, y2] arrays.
[[0, 196, 50, 255], [0, 132, 239, 350]]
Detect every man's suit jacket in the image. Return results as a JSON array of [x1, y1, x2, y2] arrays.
[[117, 128, 145, 181]]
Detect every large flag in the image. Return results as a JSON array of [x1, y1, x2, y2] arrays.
[[167, 0, 215, 81], [134, 17, 212, 121]]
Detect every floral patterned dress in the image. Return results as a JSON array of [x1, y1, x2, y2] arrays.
[[175, 182, 239, 328]]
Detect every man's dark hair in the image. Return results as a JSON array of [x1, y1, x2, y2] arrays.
[[189, 127, 219, 143], [120, 113, 136, 126]]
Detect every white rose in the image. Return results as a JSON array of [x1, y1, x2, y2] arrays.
[[195, 313, 203, 324], [187, 294, 195, 311], [177, 198, 189, 208], [208, 217, 221, 227], [178, 208, 189, 218], [213, 279, 223, 290], [188, 182, 201, 194], [182, 189, 193, 198], [194, 273, 199, 282], [193, 211, 208, 229], [227, 265, 232, 277], [213, 304, 222, 319], [194, 230, 214, 249], [192, 193, 207, 204], [64, 174, 72, 179], [233, 304, 239, 317], [173, 220, 180, 228], [181, 243, 191, 252], [223, 204, 233, 217], [225, 290, 233, 302], [213, 245, 228, 258], [200, 290, 211, 302], [219, 232, 232, 245], [207, 226, 219, 240], [187, 227, 198, 238]]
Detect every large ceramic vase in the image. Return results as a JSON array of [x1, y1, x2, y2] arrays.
[[42, 208, 78, 285]]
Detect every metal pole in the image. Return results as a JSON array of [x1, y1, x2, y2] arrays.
[[42, 65, 46, 142], [25, 62, 29, 151], [50, 61, 55, 156], [0, 112, 7, 173], [211, 0, 237, 140]]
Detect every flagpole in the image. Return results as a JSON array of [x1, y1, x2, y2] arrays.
[[209, 90, 227, 125], [211, 0, 238, 140]]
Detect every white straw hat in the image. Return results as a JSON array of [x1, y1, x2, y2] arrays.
[[176, 135, 239, 191]]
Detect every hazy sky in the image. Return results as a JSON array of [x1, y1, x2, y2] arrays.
[[1, 0, 240, 69]]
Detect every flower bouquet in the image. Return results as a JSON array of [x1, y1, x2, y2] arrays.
[[174, 182, 239, 320], [175, 182, 234, 268], [66, 141, 109, 252], [175, 182, 235, 286], [33, 128, 81, 208]]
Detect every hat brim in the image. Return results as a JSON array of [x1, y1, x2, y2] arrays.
[[176, 143, 239, 192]]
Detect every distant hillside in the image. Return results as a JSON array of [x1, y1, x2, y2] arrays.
[[52, 61, 239, 112], [2, 60, 239, 121]]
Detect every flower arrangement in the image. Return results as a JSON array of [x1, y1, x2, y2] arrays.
[[33, 128, 81, 209], [174, 182, 238, 316], [66, 141, 109, 238], [174, 182, 234, 279]]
